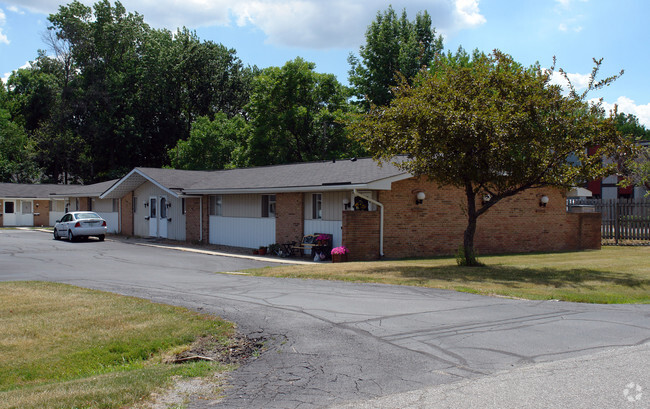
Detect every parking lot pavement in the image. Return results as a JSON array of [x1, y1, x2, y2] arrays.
[[2, 229, 649, 409]]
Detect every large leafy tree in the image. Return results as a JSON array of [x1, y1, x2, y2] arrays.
[[244, 57, 361, 166], [0, 89, 40, 182], [168, 114, 249, 170], [39, 0, 254, 181], [351, 49, 633, 265], [614, 113, 650, 141], [348, 6, 443, 110]]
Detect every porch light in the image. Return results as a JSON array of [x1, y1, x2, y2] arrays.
[[342, 198, 351, 209], [415, 191, 426, 205], [144, 202, 148, 208], [540, 195, 549, 207]]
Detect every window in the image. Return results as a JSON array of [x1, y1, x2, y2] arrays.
[[112, 199, 119, 212], [21, 201, 32, 214], [182, 198, 186, 215], [51, 200, 64, 212], [150, 198, 156, 218], [4, 201, 14, 214], [133, 197, 138, 214], [261, 195, 276, 218], [209, 195, 222, 216], [312, 194, 322, 219], [160, 197, 167, 219]]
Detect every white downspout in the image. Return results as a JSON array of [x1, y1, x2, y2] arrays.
[[353, 189, 384, 258]]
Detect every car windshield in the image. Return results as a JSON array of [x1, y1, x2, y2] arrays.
[[74, 212, 101, 220]]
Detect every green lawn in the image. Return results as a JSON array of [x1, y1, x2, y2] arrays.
[[0, 282, 238, 409], [245, 246, 650, 304]]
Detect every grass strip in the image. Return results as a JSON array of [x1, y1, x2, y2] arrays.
[[245, 247, 650, 304], [0, 281, 235, 409]]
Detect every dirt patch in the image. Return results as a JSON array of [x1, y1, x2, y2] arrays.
[[141, 334, 266, 408], [170, 333, 266, 365]]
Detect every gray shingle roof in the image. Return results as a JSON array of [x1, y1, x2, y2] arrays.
[[131, 157, 410, 195], [0, 183, 63, 198], [0, 180, 118, 199]]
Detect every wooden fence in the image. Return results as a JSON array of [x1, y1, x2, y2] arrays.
[[567, 198, 650, 243]]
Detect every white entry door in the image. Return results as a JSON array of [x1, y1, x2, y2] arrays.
[[158, 197, 168, 239], [148, 197, 157, 237], [148, 196, 168, 238], [3, 200, 17, 226]]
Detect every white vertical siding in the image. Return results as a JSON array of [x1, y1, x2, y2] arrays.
[[95, 212, 119, 233], [49, 212, 65, 226], [304, 191, 350, 221], [132, 182, 185, 240], [209, 216, 275, 248], [222, 194, 261, 217], [304, 219, 342, 247]]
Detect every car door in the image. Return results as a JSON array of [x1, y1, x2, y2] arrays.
[[59, 214, 71, 235]]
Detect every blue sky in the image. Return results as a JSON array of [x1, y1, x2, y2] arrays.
[[1, 0, 648, 126]]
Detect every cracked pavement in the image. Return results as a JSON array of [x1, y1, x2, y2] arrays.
[[1, 230, 649, 408]]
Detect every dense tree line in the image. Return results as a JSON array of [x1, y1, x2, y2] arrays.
[[0, 1, 441, 183], [1, 1, 644, 188]]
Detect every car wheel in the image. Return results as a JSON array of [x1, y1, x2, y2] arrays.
[[53, 229, 61, 240], [98, 234, 105, 241], [68, 231, 75, 242]]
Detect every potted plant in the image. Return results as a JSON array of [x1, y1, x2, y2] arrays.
[[331, 246, 349, 263], [258, 246, 267, 256], [268, 243, 282, 256]]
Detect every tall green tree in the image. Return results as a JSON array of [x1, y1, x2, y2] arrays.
[[350, 50, 633, 265], [0, 99, 40, 182], [41, 0, 254, 181], [348, 6, 443, 110], [168, 114, 249, 170], [614, 112, 650, 141], [244, 58, 360, 166]]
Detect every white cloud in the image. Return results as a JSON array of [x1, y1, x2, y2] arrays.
[[2, 61, 31, 85], [7, 5, 24, 14], [454, 0, 486, 28], [0, 0, 486, 49], [598, 97, 650, 128], [0, 8, 9, 45], [548, 70, 591, 92]]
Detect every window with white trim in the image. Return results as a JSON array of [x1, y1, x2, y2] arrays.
[[312, 193, 322, 219], [209, 195, 222, 216], [262, 195, 276, 218]]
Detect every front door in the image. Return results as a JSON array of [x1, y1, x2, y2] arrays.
[[158, 197, 168, 239], [148, 197, 157, 237], [3, 200, 17, 226]]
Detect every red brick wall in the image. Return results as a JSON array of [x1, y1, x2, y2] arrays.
[[79, 197, 91, 211], [342, 211, 381, 261], [276, 193, 304, 244], [120, 192, 134, 236], [185, 197, 201, 242], [33, 200, 49, 226], [573, 212, 602, 250], [184, 196, 209, 243], [201, 196, 209, 243], [0, 200, 3, 227], [343, 177, 601, 260]]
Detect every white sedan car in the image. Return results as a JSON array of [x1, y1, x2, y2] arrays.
[[54, 211, 107, 242]]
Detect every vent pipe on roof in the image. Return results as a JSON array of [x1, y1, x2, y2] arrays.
[[353, 189, 384, 258]]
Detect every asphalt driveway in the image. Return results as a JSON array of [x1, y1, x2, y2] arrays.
[[1, 230, 649, 408]]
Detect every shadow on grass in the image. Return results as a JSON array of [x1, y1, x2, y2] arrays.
[[366, 264, 649, 289]]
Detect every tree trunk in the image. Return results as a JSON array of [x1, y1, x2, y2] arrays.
[[463, 182, 480, 266]]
